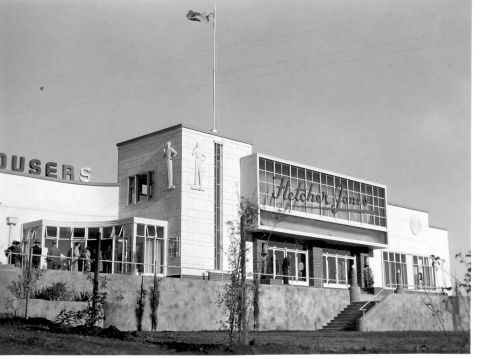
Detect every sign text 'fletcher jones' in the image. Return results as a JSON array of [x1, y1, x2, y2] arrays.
[[271, 176, 374, 214], [0, 153, 91, 182]]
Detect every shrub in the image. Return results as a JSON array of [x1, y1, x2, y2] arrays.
[[34, 282, 74, 301]]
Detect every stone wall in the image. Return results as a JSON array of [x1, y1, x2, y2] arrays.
[[1, 267, 349, 331], [358, 292, 470, 332], [3, 267, 467, 332]]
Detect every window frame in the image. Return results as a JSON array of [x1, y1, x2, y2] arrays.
[[128, 171, 155, 205]]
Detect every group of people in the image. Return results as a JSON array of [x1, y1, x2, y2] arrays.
[[4, 240, 42, 268], [4, 239, 113, 273], [63, 241, 112, 273]]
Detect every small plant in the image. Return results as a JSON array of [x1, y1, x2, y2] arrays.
[[135, 276, 147, 331], [455, 251, 471, 294], [149, 276, 161, 331], [5, 266, 44, 315], [56, 273, 109, 328], [217, 197, 258, 346], [33, 282, 74, 301]]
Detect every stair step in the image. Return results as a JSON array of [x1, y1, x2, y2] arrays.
[[319, 301, 376, 332]]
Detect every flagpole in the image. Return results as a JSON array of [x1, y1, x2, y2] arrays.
[[212, 4, 217, 133]]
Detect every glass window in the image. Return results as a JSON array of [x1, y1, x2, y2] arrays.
[[257, 158, 386, 227], [46, 226, 58, 238], [103, 227, 113, 238], [156, 226, 164, 238], [136, 173, 148, 202], [129, 171, 154, 205], [168, 236, 180, 257], [59, 227, 71, 239], [147, 225, 155, 237], [128, 176, 135, 204], [383, 251, 407, 287], [265, 160, 274, 172], [86, 228, 98, 238], [136, 224, 145, 236], [259, 158, 265, 170]]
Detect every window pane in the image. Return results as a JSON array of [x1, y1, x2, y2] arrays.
[[136, 174, 148, 202], [156, 226, 164, 238], [137, 224, 145, 236], [147, 225, 155, 237], [128, 176, 135, 204], [327, 257, 336, 282], [259, 158, 265, 170], [59, 227, 71, 239], [46, 226, 58, 238], [103, 227, 113, 238], [88, 228, 99, 238], [265, 160, 274, 172], [338, 258, 346, 284]]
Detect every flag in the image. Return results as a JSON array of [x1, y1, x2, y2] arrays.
[[186, 10, 214, 24]]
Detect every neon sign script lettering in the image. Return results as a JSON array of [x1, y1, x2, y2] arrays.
[[271, 176, 374, 214]]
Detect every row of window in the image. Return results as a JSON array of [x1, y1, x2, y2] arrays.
[[383, 251, 436, 289], [258, 158, 387, 227], [23, 223, 180, 275]]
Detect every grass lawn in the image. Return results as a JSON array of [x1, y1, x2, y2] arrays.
[[0, 317, 470, 355]]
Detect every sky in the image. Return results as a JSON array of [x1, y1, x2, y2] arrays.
[[0, 0, 472, 277]]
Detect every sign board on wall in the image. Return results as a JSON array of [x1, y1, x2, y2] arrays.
[[0, 153, 92, 183], [258, 157, 387, 228]]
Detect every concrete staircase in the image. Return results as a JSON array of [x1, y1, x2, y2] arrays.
[[321, 301, 376, 331]]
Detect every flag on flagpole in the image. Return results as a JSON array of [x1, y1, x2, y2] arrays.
[[186, 10, 214, 24]]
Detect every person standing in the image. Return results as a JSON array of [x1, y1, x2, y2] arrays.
[[11, 241, 23, 267], [4, 243, 16, 265], [83, 247, 91, 272], [282, 256, 290, 284], [69, 242, 81, 271], [363, 264, 374, 294], [32, 240, 42, 269], [103, 245, 112, 273], [47, 240, 62, 270]]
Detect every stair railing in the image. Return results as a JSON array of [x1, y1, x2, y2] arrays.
[[359, 282, 394, 316]]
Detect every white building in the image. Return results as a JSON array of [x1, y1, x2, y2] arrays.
[[0, 124, 451, 292]]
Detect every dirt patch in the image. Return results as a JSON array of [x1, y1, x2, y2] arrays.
[[0, 316, 470, 355]]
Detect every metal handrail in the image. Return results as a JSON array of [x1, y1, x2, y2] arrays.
[[1, 252, 448, 292], [359, 283, 395, 315]]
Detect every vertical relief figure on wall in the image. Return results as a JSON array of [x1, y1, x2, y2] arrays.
[[191, 142, 205, 191], [163, 141, 177, 190]]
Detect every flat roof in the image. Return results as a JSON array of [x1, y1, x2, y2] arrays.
[[116, 123, 253, 147], [387, 202, 429, 214]]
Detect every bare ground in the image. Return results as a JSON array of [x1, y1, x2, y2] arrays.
[[0, 316, 470, 355]]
